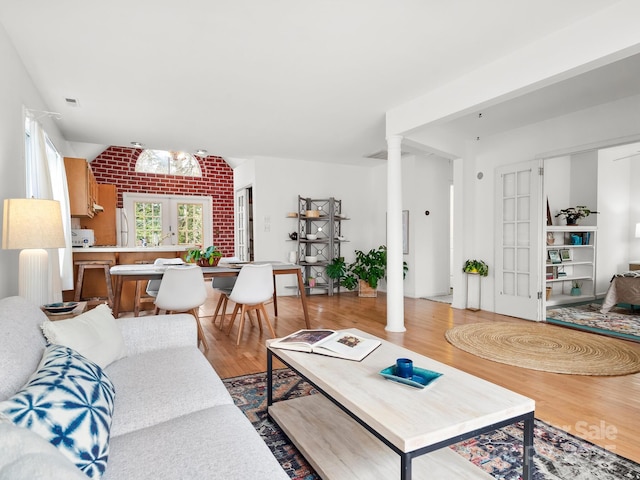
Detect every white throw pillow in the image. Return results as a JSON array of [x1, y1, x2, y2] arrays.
[[41, 304, 126, 368]]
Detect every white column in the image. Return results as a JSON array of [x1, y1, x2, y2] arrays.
[[386, 135, 405, 332]]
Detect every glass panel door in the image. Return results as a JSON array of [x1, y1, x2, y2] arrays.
[[123, 193, 212, 247]]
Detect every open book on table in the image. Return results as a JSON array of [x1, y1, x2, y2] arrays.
[[270, 329, 380, 361]]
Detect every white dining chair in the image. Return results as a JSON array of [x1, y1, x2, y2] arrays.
[[211, 257, 240, 329], [133, 257, 184, 316], [211, 276, 237, 330], [225, 264, 276, 345], [154, 265, 209, 350], [146, 257, 185, 297]]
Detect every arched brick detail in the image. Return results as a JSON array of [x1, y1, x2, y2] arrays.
[[90, 146, 235, 256]]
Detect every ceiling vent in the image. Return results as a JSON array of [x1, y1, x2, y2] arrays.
[[65, 97, 80, 107], [364, 150, 410, 160]]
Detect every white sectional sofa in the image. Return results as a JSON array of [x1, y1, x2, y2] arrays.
[[0, 296, 289, 480]]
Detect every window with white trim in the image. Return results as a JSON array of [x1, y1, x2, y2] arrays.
[[123, 193, 212, 247]]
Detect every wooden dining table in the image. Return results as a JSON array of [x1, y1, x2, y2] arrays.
[[109, 262, 311, 328]]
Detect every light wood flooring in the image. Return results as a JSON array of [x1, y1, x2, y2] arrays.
[[188, 289, 640, 463]]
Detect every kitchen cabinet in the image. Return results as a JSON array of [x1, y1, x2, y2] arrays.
[[81, 184, 117, 245], [64, 157, 99, 217]]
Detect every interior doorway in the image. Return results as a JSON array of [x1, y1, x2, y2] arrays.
[[449, 183, 454, 294], [236, 186, 254, 261]]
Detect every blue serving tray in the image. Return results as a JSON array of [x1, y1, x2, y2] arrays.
[[43, 301, 79, 314], [379, 365, 442, 389]]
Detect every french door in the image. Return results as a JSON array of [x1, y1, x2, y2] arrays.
[[494, 160, 544, 321], [122, 193, 213, 247], [235, 187, 253, 261]]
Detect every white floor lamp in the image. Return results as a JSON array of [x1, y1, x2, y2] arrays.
[[2, 198, 66, 306]]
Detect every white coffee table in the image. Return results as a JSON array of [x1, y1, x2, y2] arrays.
[[267, 328, 535, 480]]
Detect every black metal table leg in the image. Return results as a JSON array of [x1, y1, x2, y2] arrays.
[[267, 350, 273, 407], [523, 414, 534, 480], [400, 453, 412, 480]]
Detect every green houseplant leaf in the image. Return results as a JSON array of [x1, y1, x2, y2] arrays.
[[463, 259, 489, 277], [185, 245, 223, 265], [326, 246, 408, 291]]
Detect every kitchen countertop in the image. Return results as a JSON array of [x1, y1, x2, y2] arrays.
[[72, 245, 194, 253]]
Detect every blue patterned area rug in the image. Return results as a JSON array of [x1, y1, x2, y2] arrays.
[[547, 303, 640, 343], [223, 368, 640, 480]]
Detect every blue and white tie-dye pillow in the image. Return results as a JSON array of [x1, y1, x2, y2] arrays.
[[0, 345, 115, 479]]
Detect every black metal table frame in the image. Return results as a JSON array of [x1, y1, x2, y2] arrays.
[[267, 348, 534, 480]]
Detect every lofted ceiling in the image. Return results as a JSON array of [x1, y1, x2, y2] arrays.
[[1, 1, 636, 165]]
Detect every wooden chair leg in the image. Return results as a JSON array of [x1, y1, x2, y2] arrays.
[[190, 307, 209, 350], [74, 265, 85, 302], [103, 265, 114, 308], [236, 305, 248, 345], [212, 294, 225, 327], [219, 296, 230, 330], [134, 281, 144, 317], [259, 303, 277, 338], [256, 308, 263, 333], [226, 304, 241, 335]]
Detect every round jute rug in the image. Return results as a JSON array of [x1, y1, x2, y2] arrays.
[[445, 322, 640, 376]]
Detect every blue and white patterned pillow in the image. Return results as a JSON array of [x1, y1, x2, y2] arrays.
[[0, 345, 115, 479]]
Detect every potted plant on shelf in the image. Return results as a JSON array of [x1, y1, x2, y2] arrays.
[[463, 259, 489, 276], [185, 245, 223, 266], [326, 246, 408, 297], [554, 206, 598, 225], [570, 280, 582, 296]]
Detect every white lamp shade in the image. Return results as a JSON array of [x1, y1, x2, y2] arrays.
[[3, 198, 65, 249]]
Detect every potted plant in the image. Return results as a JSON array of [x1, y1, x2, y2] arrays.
[[463, 259, 489, 276], [325, 256, 350, 286], [570, 280, 582, 296], [185, 245, 223, 266], [326, 246, 408, 297], [555, 206, 598, 225]]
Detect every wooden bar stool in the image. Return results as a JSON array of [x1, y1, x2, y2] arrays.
[[74, 260, 115, 308], [133, 260, 155, 317]]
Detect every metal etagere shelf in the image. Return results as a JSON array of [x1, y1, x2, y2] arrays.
[[287, 195, 348, 296]]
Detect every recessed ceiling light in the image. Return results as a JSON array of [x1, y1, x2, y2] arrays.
[[131, 142, 144, 148], [196, 149, 208, 156]]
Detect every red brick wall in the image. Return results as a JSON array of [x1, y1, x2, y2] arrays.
[[90, 146, 235, 256]]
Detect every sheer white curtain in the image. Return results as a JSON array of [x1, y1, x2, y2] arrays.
[[25, 113, 73, 299]]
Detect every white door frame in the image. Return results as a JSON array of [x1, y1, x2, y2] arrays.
[[235, 186, 251, 261]]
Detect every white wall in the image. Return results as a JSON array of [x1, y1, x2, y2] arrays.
[[597, 149, 633, 291], [336, 152, 453, 299], [544, 156, 571, 222], [0, 24, 71, 299], [569, 151, 598, 226], [453, 93, 640, 312], [239, 152, 452, 299], [630, 160, 640, 261], [237, 156, 379, 296], [400, 154, 452, 298]]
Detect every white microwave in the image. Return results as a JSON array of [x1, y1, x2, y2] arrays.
[[71, 229, 95, 247]]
